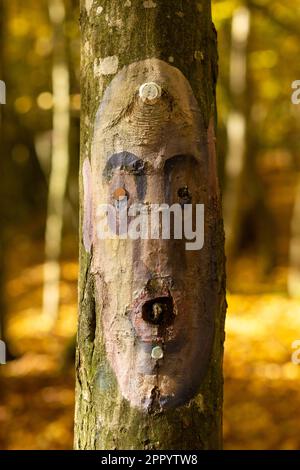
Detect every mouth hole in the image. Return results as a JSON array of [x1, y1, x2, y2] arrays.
[[142, 297, 174, 326]]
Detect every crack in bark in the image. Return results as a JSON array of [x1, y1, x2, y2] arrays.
[[147, 385, 162, 415]]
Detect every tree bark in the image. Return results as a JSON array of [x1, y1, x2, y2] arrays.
[[75, 0, 226, 450], [288, 178, 300, 297]]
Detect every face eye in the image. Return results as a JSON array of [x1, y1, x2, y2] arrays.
[[113, 187, 128, 209], [177, 186, 192, 205]]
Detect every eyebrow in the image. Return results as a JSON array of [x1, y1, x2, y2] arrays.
[[103, 151, 146, 181]]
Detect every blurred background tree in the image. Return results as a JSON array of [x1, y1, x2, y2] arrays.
[[0, 0, 300, 450]]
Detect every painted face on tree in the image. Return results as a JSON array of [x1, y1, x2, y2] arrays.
[[83, 59, 220, 411]]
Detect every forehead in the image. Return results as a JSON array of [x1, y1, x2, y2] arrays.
[[91, 58, 204, 171]]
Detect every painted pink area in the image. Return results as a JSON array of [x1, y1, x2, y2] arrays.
[[83, 157, 93, 253]]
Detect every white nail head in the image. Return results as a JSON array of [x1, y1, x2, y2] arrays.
[[151, 345, 164, 360], [139, 82, 162, 104]]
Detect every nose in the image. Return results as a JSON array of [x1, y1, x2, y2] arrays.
[[142, 297, 174, 326]]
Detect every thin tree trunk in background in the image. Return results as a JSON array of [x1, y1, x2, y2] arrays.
[[42, 0, 70, 325], [224, 5, 275, 272], [75, 0, 226, 450], [0, 0, 9, 359], [0, 0, 5, 341], [223, 6, 250, 259], [0, 0, 15, 361], [288, 180, 300, 296]]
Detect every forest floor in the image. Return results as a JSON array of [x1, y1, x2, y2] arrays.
[[1, 255, 300, 450]]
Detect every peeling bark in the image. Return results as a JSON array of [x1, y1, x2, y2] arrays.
[[75, 0, 226, 450]]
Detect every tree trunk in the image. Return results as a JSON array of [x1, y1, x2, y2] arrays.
[[0, 0, 11, 361], [288, 177, 300, 297], [223, 6, 250, 259], [223, 5, 275, 273], [75, 0, 226, 450], [42, 0, 70, 326], [0, 0, 5, 343]]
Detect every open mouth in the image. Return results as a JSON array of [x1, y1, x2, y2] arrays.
[[141, 297, 175, 326], [130, 291, 176, 344]]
